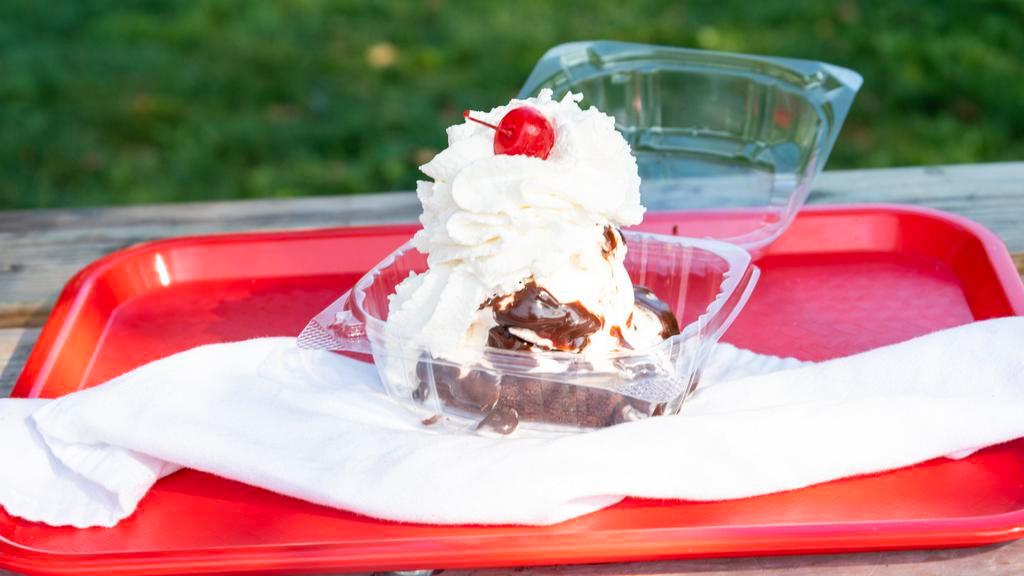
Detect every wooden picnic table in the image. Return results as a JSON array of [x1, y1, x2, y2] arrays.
[[1, 161, 1023, 576]]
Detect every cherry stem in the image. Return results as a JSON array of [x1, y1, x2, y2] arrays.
[[463, 110, 509, 134]]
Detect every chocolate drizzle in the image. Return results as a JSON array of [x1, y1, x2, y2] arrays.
[[601, 225, 620, 259], [416, 359, 500, 412], [633, 285, 681, 339], [412, 379, 431, 402], [609, 325, 632, 350], [475, 404, 519, 435], [486, 325, 536, 353], [490, 279, 603, 352]]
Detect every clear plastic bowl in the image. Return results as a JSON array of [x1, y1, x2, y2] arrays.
[[298, 232, 758, 434], [519, 41, 862, 251]]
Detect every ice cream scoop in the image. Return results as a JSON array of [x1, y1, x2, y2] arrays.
[[385, 90, 669, 369]]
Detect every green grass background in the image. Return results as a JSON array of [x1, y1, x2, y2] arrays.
[[2, 0, 1022, 210]]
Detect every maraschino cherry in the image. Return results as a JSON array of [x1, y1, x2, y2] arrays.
[[463, 106, 555, 160]]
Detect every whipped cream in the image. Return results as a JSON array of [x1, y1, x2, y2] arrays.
[[386, 89, 653, 368]]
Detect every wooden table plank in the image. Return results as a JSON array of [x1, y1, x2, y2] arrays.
[[446, 542, 1024, 575], [1, 162, 1022, 328], [0, 193, 421, 327], [0, 328, 38, 397]]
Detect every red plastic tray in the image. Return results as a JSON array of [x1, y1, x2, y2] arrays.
[[3, 205, 1023, 576]]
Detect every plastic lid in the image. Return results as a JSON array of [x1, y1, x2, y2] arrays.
[[518, 41, 862, 251]]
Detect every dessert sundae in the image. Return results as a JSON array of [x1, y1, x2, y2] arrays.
[[383, 89, 682, 434]]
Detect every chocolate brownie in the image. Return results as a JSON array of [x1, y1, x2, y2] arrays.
[[413, 280, 679, 434]]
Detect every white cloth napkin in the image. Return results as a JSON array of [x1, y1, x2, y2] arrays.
[[1, 318, 1023, 529]]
